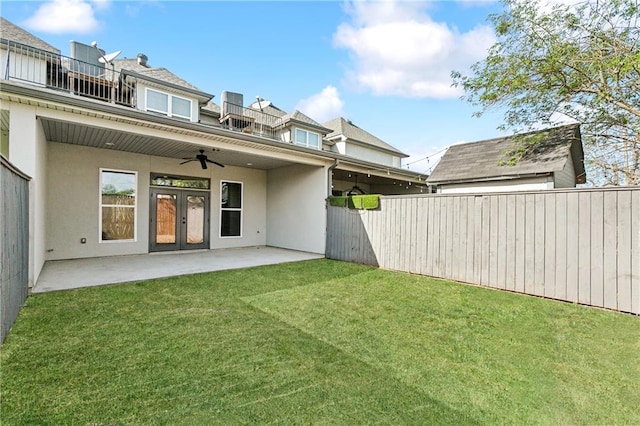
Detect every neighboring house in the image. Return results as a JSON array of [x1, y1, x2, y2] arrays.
[[0, 18, 423, 288], [322, 117, 418, 195], [427, 124, 586, 194]]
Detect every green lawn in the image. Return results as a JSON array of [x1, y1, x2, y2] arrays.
[[2, 259, 638, 425]]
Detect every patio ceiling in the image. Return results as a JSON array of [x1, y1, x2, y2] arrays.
[[39, 117, 299, 170]]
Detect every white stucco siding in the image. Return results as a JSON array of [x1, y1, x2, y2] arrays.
[[439, 176, 553, 194], [553, 157, 576, 188], [266, 164, 327, 254], [345, 143, 400, 167], [46, 143, 268, 260], [47, 143, 151, 260], [212, 167, 267, 249], [7, 103, 48, 285]]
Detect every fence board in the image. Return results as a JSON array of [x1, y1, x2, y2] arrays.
[[544, 194, 556, 298], [505, 195, 516, 291], [578, 192, 592, 305], [480, 196, 491, 286], [566, 192, 580, 303], [590, 192, 604, 307], [603, 191, 618, 310], [632, 191, 640, 315], [617, 191, 632, 313], [514, 194, 526, 293], [534, 194, 546, 297], [497, 195, 508, 290], [554, 192, 567, 301]]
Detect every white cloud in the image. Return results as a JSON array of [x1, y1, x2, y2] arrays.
[[295, 86, 345, 123], [333, 0, 495, 99], [23, 0, 106, 34]]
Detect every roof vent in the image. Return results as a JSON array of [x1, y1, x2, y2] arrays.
[[137, 53, 148, 67]]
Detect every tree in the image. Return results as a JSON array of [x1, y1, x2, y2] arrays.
[[452, 0, 640, 186]]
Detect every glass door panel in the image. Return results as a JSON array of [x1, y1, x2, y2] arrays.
[[186, 196, 205, 245], [156, 194, 177, 244]]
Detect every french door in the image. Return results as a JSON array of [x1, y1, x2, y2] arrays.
[[149, 189, 210, 251]]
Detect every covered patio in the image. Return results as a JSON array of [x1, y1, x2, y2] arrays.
[[33, 246, 324, 293]]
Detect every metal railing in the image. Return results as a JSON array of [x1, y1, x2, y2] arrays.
[[220, 101, 283, 139], [1, 39, 134, 106]]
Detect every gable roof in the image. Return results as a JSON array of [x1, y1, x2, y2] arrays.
[[274, 110, 332, 133], [323, 117, 408, 157], [113, 58, 213, 101], [0, 17, 60, 54], [427, 123, 585, 184]]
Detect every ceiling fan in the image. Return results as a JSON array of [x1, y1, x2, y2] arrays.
[[180, 149, 224, 169]]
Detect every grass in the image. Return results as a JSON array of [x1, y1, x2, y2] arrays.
[[1, 259, 638, 425]]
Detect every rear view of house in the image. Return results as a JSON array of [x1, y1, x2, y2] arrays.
[[0, 18, 424, 290]]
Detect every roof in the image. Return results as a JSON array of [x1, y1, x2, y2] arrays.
[[427, 123, 585, 184], [0, 17, 60, 54], [323, 117, 408, 157], [274, 110, 332, 133], [113, 58, 212, 100]]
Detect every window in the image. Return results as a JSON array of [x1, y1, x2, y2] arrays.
[[220, 181, 242, 237], [145, 88, 192, 120], [294, 128, 320, 149], [150, 173, 210, 190], [100, 169, 137, 242]]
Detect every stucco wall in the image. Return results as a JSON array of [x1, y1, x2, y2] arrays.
[[46, 142, 267, 260], [7, 103, 48, 286], [439, 176, 553, 194], [266, 164, 327, 254], [345, 143, 401, 168]]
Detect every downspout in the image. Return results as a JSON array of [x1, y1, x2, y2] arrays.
[[327, 159, 339, 197]]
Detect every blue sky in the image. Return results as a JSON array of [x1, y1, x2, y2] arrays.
[[1, 0, 511, 174]]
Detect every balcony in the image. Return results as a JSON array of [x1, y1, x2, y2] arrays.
[[1, 39, 133, 106], [219, 101, 282, 140]]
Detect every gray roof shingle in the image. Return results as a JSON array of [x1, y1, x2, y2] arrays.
[[0, 17, 60, 54], [323, 117, 408, 157], [274, 110, 332, 133], [427, 124, 585, 184], [113, 58, 210, 98]]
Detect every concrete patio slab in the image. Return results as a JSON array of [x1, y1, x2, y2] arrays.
[[33, 246, 324, 293]]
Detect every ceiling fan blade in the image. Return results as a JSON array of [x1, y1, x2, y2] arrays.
[[180, 159, 194, 165], [198, 157, 208, 169], [206, 159, 225, 168]]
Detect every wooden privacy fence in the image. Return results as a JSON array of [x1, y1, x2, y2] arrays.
[[327, 187, 640, 314], [1, 155, 31, 343]]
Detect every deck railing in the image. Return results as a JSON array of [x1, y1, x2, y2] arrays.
[[220, 101, 283, 139], [1, 39, 134, 106]]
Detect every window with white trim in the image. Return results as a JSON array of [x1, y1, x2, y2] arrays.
[[145, 88, 192, 120], [220, 181, 242, 238], [294, 128, 320, 149], [100, 169, 137, 242]]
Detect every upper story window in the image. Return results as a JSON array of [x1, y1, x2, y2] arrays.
[[294, 128, 320, 149], [145, 88, 192, 120]]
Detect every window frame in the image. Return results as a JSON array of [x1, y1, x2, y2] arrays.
[[219, 180, 243, 239], [99, 168, 138, 243], [145, 88, 193, 120], [293, 127, 320, 149]]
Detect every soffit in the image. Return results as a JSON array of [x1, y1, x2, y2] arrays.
[[39, 118, 297, 170]]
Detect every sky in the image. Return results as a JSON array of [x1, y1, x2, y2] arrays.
[[1, 0, 513, 175]]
